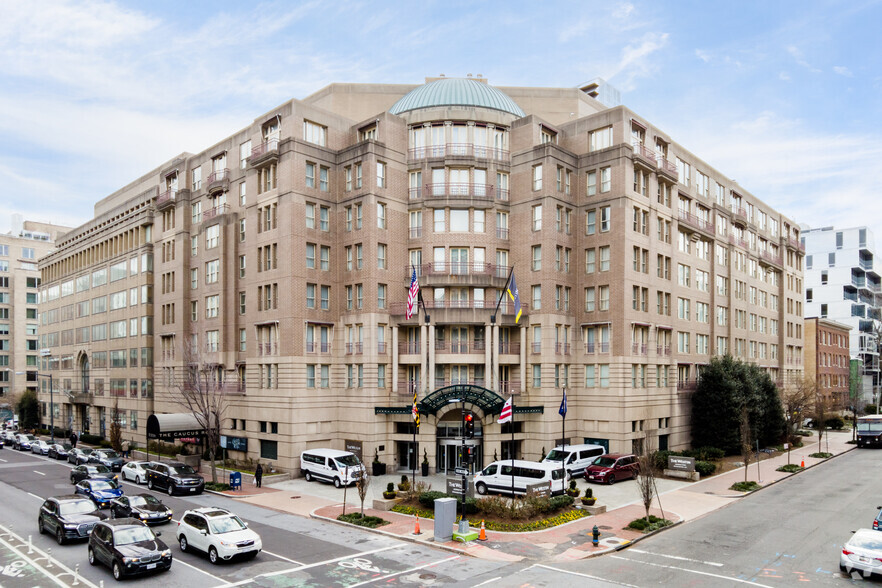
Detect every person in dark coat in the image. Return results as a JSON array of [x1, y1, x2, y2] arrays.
[[254, 463, 263, 488], [69, 432, 78, 448]]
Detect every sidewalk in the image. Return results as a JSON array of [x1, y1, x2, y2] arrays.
[[218, 431, 856, 562]]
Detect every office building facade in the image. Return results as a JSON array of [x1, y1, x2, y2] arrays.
[[38, 77, 803, 473]]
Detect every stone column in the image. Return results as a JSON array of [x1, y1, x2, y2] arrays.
[[520, 325, 527, 392], [492, 324, 500, 392], [428, 324, 435, 392], [392, 326, 399, 393], [420, 324, 428, 394], [484, 321, 492, 390]]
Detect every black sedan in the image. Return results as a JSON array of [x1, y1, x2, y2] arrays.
[[70, 464, 117, 485], [38, 495, 108, 545], [110, 494, 173, 525], [68, 447, 94, 465], [88, 519, 172, 580], [47, 443, 70, 460]]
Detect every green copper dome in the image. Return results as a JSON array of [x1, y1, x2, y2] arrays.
[[390, 78, 525, 117]]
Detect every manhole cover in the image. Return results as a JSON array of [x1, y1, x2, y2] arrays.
[[599, 525, 613, 530], [290, 496, 301, 499], [420, 573, 437, 580]]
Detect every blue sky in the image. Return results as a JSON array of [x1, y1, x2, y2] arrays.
[[2, 0, 880, 244]]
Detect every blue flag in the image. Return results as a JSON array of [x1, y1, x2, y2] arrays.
[[506, 272, 522, 324], [559, 388, 567, 417]]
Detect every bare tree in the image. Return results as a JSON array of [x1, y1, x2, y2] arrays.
[[781, 376, 815, 445], [356, 468, 371, 518], [635, 427, 657, 525], [740, 405, 752, 483], [811, 380, 835, 454], [167, 338, 232, 484], [109, 399, 122, 452]]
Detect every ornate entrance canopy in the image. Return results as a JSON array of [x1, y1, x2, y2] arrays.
[[418, 385, 504, 416]]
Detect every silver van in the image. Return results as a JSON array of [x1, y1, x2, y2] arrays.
[[542, 444, 606, 478], [300, 448, 364, 488]]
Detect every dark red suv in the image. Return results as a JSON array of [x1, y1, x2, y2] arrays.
[[584, 453, 639, 484]]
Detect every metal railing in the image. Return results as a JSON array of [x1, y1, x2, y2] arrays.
[[405, 262, 511, 279], [202, 204, 230, 221], [632, 343, 648, 355], [408, 144, 509, 161], [398, 342, 421, 354], [250, 138, 279, 160], [345, 342, 363, 355], [420, 183, 496, 199], [678, 210, 714, 233], [499, 342, 520, 354], [156, 190, 176, 206]]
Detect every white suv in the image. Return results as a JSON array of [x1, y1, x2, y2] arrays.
[[176, 507, 261, 564]]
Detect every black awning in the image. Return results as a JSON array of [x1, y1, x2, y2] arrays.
[[146, 413, 205, 441]]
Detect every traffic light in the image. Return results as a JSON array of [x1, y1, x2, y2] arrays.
[[465, 446, 476, 464], [464, 413, 475, 438]]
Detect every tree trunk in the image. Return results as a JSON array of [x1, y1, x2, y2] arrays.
[[209, 447, 217, 484]]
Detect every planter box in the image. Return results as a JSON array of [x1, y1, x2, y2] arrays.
[[579, 503, 607, 515], [372, 497, 401, 511], [372, 462, 387, 476]]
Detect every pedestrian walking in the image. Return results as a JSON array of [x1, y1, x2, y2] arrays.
[[121, 439, 130, 459], [70, 431, 77, 448], [254, 463, 263, 488]]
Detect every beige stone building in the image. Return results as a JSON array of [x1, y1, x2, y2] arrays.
[[1, 218, 71, 408], [37, 77, 804, 473]]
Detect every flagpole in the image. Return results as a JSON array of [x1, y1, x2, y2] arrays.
[[561, 388, 567, 489], [510, 397, 515, 497], [491, 266, 515, 324]]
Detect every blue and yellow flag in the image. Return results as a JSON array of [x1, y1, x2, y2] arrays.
[[507, 272, 522, 324]]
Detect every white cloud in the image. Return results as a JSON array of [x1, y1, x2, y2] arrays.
[[833, 66, 853, 77], [786, 44, 822, 73], [695, 49, 711, 63], [779, 71, 791, 81], [606, 32, 669, 91], [612, 2, 635, 19]]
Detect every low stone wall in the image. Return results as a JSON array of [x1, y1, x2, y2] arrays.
[[664, 469, 700, 481]]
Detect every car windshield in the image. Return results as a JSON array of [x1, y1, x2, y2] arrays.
[[592, 457, 617, 467], [100, 450, 120, 458], [858, 422, 882, 432], [130, 495, 160, 507], [545, 449, 570, 462], [336, 455, 361, 467], [208, 515, 247, 534], [25, 435, 35, 441], [114, 526, 156, 545], [852, 533, 882, 551], [170, 465, 196, 476], [89, 465, 111, 473], [59, 500, 97, 515], [91, 480, 118, 491], [81, 449, 93, 456]]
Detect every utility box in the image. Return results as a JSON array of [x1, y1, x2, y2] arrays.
[[433, 497, 457, 542]]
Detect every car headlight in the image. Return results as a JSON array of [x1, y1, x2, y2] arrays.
[[63, 524, 78, 529], [170, 477, 183, 484], [123, 557, 140, 564], [161, 550, 171, 558], [219, 539, 234, 547], [139, 513, 149, 519]]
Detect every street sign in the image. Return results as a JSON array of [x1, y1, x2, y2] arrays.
[[454, 467, 469, 476]]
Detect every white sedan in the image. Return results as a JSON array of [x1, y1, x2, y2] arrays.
[[31, 440, 51, 455], [121, 461, 152, 484], [841, 528, 882, 577]]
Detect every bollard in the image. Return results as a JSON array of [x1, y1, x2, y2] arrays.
[[100, 581, 104, 588], [27, 534, 33, 554], [72, 563, 80, 586], [45, 547, 52, 568]]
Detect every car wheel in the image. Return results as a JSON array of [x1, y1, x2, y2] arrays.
[[608, 474, 616, 485], [112, 560, 123, 580], [88, 547, 97, 566], [333, 477, 342, 489], [476, 482, 488, 495], [179, 535, 188, 552], [208, 546, 219, 564], [840, 564, 847, 572], [304, 471, 312, 482], [37, 517, 44, 535], [138, 475, 144, 485], [167, 484, 175, 496], [147, 479, 154, 490], [56, 528, 65, 545], [70, 476, 75, 485]]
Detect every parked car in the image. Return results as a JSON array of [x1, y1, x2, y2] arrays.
[[38, 494, 108, 545], [88, 518, 172, 580], [541, 443, 607, 479], [71, 464, 118, 485], [300, 448, 365, 488], [841, 528, 882, 576], [75, 479, 124, 508], [121, 461, 152, 484], [176, 507, 261, 564], [873, 506, 882, 531], [146, 461, 204, 496], [110, 494, 173, 525], [31, 440, 51, 455], [47, 443, 70, 460], [13, 433, 35, 451], [90, 448, 125, 472], [584, 453, 640, 484], [68, 447, 94, 465], [3, 430, 17, 444]]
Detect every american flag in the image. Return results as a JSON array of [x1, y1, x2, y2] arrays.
[[497, 397, 513, 424], [406, 268, 420, 320]]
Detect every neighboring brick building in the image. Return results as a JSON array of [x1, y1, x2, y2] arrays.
[[37, 77, 804, 473], [804, 317, 852, 408]]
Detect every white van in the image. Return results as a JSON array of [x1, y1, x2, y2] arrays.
[[473, 460, 565, 496], [300, 449, 365, 488], [541, 444, 606, 478]]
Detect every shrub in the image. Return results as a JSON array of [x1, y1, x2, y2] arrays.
[[653, 450, 675, 470], [730, 481, 761, 492], [809, 452, 832, 459], [80, 433, 104, 445], [419, 491, 448, 508], [585, 487, 593, 499], [825, 417, 845, 430], [699, 447, 725, 460], [337, 513, 389, 528], [628, 519, 648, 530], [865, 404, 879, 415], [386, 482, 395, 493], [205, 482, 230, 491], [694, 461, 716, 476], [776, 464, 802, 473]]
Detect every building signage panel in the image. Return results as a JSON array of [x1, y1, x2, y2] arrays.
[[668, 456, 695, 472], [345, 440, 363, 461]]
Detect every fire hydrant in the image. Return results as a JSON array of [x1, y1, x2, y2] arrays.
[[592, 525, 601, 546]]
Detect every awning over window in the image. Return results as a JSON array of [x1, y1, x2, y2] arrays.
[[146, 413, 205, 441]]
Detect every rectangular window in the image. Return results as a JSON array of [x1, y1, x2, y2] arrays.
[[600, 167, 611, 193], [303, 120, 327, 146], [600, 206, 611, 231], [377, 162, 386, 188]]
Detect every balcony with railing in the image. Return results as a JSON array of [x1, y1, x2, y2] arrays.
[[584, 341, 610, 354], [156, 189, 177, 210], [249, 138, 280, 166], [396, 381, 422, 396], [555, 342, 571, 355], [784, 236, 805, 252], [418, 183, 499, 202], [496, 227, 509, 239], [759, 250, 783, 268], [202, 204, 231, 221], [498, 341, 520, 355], [728, 234, 749, 250], [677, 210, 714, 235], [389, 298, 527, 323], [677, 379, 698, 391], [305, 341, 332, 353], [207, 168, 230, 194], [631, 342, 648, 355], [258, 342, 277, 356], [408, 144, 509, 161], [656, 345, 671, 356], [398, 341, 421, 355], [409, 226, 423, 238], [345, 342, 363, 355], [499, 380, 521, 395], [531, 342, 541, 354], [378, 341, 387, 354], [657, 157, 678, 182], [732, 207, 749, 227]]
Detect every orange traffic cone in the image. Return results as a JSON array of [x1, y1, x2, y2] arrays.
[[478, 520, 487, 541], [800, 457, 805, 468], [413, 515, 422, 535]]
